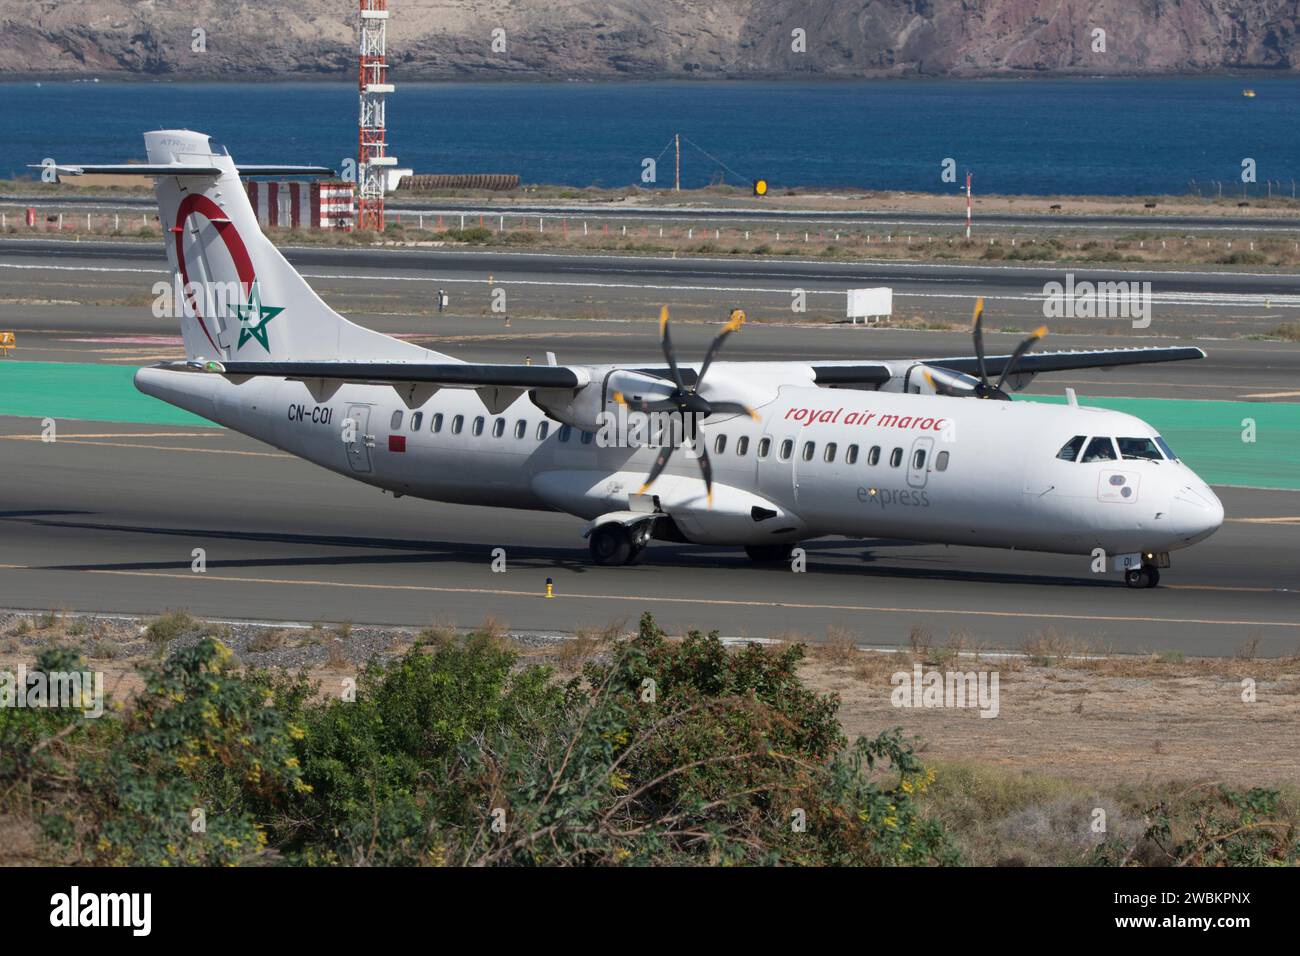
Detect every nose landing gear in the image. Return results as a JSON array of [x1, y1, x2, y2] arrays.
[[1124, 566, 1161, 589]]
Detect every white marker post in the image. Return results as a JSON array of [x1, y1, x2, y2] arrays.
[[965, 171, 972, 241]]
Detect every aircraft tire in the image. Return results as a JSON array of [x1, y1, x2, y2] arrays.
[[590, 523, 634, 566], [1124, 567, 1158, 589]]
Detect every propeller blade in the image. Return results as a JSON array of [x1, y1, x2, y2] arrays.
[[995, 325, 1048, 393], [706, 400, 760, 420], [971, 297, 989, 387], [697, 308, 746, 387], [638, 442, 676, 494], [658, 305, 685, 390], [695, 441, 714, 509]]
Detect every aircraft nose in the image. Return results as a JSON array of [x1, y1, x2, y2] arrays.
[[1171, 482, 1224, 545]]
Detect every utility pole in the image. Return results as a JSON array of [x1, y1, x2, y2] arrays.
[[674, 134, 680, 192]]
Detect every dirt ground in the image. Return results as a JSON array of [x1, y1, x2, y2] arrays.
[[799, 653, 1300, 789]]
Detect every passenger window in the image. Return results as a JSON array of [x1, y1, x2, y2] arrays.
[[410, 411, 423, 432], [824, 442, 837, 463], [867, 446, 881, 466], [492, 418, 505, 438], [714, 434, 727, 454], [1056, 435, 1086, 461], [558, 425, 572, 442], [1118, 437, 1163, 461], [390, 410, 403, 430], [514, 420, 526, 439], [580, 430, 594, 445], [845, 444, 859, 465], [889, 447, 903, 468], [757, 437, 772, 459], [451, 414, 464, 434], [472, 416, 485, 436], [1081, 436, 1118, 462], [736, 436, 749, 456], [779, 439, 794, 461], [801, 441, 816, 462], [536, 421, 549, 441], [936, 451, 949, 472], [431, 413, 443, 433], [913, 449, 926, 470]]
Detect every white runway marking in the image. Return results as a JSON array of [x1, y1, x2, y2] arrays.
[[2, 260, 1296, 310]]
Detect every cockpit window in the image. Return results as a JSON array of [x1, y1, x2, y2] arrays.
[[1056, 436, 1086, 461], [1155, 436, 1178, 461], [1118, 437, 1163, 461], [1081, 436, 1118, 463]]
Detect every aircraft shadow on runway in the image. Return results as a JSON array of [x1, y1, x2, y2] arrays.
[[3, 512, 1116, 590]]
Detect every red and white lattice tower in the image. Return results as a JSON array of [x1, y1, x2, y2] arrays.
[[358, 0, 395, 231]]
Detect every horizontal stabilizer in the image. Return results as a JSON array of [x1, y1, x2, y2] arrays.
[[31, 163, 223, 177], [29, 163, 336, 178]]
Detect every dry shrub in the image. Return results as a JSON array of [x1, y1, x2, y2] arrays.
[[246, 628, 288, 653]]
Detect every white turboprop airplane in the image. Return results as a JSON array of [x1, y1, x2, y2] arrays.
[[45, 131, 1224, 589]]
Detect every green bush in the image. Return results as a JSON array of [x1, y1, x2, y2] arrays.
[[3, 616, 957, 866]]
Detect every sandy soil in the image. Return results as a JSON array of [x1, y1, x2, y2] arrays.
[[799, 653, 1300, 789]]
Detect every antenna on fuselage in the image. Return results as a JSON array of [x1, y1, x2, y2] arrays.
[[1065, 387, 1078, 407]]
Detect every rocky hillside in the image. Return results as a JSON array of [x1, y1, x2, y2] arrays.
[[1, 0, 1296, 79]]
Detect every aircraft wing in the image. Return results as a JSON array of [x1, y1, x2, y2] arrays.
[[216, 361, 586, 389], [918, 346, 1206, 378], [198, 347, 1200, 391]]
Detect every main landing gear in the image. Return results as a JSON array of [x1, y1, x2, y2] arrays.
[[588, 522, 649, 567]]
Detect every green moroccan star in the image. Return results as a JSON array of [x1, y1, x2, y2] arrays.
[[231, 281, 284, 353]]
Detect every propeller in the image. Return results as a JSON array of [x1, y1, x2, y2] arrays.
[[614, 306, 758, 508], [924, 297, 1048, 400]]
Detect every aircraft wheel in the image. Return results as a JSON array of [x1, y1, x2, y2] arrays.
[[745, 543, 795, 564], [589, 523, 634, 566], [1124, 567, 1158, 589]]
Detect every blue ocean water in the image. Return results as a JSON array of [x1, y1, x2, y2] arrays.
[[5, 76, 1299, 195]]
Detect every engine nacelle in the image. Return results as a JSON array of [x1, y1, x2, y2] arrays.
[[530, 368, 675, 431]]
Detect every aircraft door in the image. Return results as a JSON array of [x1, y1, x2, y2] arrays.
[[906, 436, 935, 489], [756, 425, 799, 508], [344, 404, 374, 473]]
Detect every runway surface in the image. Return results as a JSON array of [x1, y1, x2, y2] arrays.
[[6, 194, 1300, 234], [4, 237, 1300, 405], [1, 238, 1297, 654], [1, 417, 1297, 655]]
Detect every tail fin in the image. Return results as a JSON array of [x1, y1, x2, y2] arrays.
[[140, 130, 448, 365]]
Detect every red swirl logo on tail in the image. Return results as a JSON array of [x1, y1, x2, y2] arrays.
[[174, 194, 275, 353]]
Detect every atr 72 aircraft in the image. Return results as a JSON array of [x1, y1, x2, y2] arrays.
[[45, 131, 1223, 588]]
